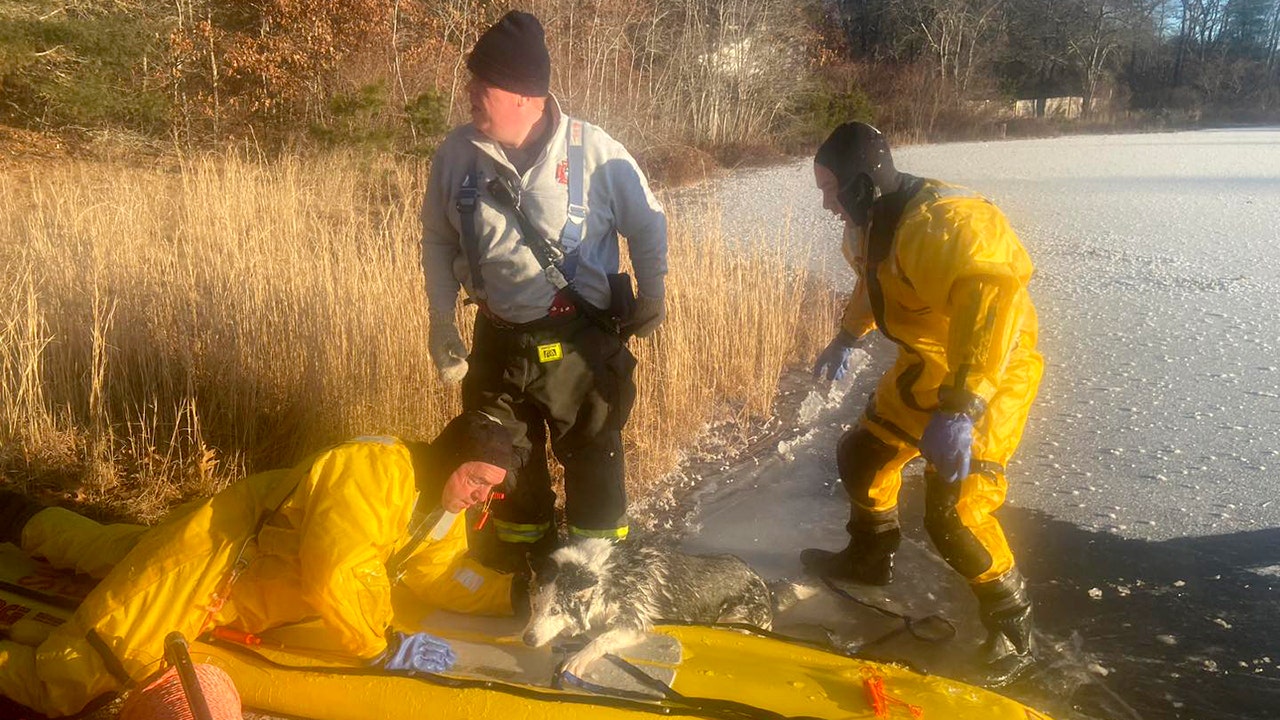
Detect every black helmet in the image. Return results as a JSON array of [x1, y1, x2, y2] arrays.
[[814, 123, 897, 225], [431, 411, 516, 472]]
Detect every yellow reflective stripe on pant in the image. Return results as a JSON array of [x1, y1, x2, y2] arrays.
[[567, 525, 630, 540], [492, 519, 552, 544]]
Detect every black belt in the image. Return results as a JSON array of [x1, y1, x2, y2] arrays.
[[479, 308, 584, 333]]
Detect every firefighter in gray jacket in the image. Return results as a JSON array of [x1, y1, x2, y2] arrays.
[[420, 11, 667, 564]]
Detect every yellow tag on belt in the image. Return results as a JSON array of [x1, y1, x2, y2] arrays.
[[537, 343, 563, 363]]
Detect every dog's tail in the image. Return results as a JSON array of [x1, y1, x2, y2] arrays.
[[769, 578, 819, 613]]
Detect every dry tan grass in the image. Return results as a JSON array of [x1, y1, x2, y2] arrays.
[[0, 152, 837, 523]]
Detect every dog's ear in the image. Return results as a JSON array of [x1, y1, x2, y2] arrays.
[[530, 554, 557, 584]]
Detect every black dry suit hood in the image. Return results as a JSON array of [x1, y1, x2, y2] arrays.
[[814, 122, 902, 226], [407, 411, 516, 502]]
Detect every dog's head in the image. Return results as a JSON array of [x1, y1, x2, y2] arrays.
[[521, 540, 613, 647]]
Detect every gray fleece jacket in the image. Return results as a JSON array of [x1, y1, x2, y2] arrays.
[[420, 98, 667, 325]]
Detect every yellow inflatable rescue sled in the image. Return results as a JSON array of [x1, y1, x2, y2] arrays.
[[0, 543, 1054, 719]]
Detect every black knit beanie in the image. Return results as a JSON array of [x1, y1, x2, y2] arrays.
[[466, 11, 552, 97], [814, 122, 899, 196], [432, 411, 516, 471]]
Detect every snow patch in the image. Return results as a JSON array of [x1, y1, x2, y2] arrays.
[[776, 429, 818, 460]]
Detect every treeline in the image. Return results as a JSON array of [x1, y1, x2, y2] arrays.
[[0, 0, 829, 167], [2, 0, 1278, 165], [830, 0, 1280, 139]]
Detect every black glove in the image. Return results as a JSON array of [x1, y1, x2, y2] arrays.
[[622, 295, 666, 338]]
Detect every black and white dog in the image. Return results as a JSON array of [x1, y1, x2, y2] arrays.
[[521, 538, 814, 676]]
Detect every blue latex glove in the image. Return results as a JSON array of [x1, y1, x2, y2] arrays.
[[813, 331, 860, 381], [380, 631, 457, 674], [919, 412, 974, 484]]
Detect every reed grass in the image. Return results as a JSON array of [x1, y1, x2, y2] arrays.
[[0, 153, 837, 523]]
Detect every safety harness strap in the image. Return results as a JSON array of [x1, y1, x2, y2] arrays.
[[456, 156, 485, 296], [558, 119, 587, 280], [486, 176, 619, 336]]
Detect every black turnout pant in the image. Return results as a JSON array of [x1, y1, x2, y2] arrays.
[[462, 313, 636, 562]]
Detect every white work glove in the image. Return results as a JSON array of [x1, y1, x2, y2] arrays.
[[428, 313, 469, 385]]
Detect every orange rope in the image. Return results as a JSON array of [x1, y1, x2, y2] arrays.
[[862, 670, 924, 719], [118, 663, 243, 720]]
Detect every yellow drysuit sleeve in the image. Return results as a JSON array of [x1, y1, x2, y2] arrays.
[[296, 444, 416, 660], [840, 225, 877, 339], [398, 514, 514, 616], [894, 195, 1035, 404]]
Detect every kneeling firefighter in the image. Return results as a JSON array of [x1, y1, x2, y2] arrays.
[[804, 122, 1045, 686], [0, 412, 519, 717]]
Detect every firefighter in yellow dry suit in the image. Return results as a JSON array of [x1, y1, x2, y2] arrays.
[[0, 411, 519, 717], [801, 123, 1044, 687]]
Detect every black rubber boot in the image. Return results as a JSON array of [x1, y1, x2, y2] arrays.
[[800, 510, 900, 586], [973, 568, 1038, 687], [483, 540, 539, 575], [800, 541, 895, 585], [0, 489, 45, 546]]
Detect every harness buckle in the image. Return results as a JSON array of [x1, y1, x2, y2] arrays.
[[543, 264, 569, 289], [456, 188, 477, 214]]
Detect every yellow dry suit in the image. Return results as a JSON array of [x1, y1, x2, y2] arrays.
[[0, 437, 512, 717], [838, 179, 1043, 586]]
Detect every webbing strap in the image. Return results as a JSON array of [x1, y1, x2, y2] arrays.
[[198, 450, 319, 637], [385, 505, 454, 583], [558, 119, 587, 281], [484, 176, 620, 336], [86, 628, 135, 688], [456, 157, 485, 295]]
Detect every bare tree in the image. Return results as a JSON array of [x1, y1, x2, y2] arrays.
[[896, 0, 1006, 94], [1064, 0, 1125, 117], [1268, 0, 1280, 71]]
